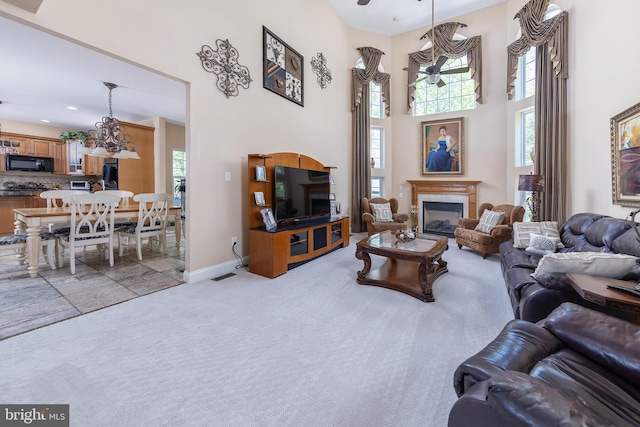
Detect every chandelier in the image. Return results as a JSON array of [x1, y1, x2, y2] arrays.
[[88, 82, 140, 159]]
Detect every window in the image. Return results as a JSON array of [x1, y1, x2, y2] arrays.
[[517, 109, 535, 167], [371, 177, 383, 198], [514, 4, 562, 100], [172, 149, 186, 204], [412, 37, 476, 116], [516, 47, 536, 100], [370, 126, 383, 168]]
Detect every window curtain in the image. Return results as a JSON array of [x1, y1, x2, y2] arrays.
[[406, 22, 483, 113], [351, 47, 390, 232], [507, 0, 568, 223]]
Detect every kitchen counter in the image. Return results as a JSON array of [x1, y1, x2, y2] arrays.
[[0, 189, 53, 197]]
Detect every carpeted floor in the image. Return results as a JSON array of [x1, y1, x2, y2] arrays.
[[0, 234, 514, 426]]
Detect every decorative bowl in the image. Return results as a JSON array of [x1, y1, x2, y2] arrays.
[[395, 229, 416, 242]]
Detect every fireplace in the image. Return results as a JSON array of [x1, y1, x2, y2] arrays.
[[408, 180, 481, 237], [423, 201, 463, 237]]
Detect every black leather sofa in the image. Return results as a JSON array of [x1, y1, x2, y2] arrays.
[[499, 212, 640, 323], [449, 303, 640, 427]]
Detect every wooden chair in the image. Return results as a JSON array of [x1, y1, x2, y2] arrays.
[[453, 203, 525, 259], [361, 197, 409, 235], [57, 193, 120, 274], [117, 193, 172, 261], [93, 190, 134, 208], [0, 232, 57, 269]]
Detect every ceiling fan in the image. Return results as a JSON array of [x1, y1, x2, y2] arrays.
[[357, 0, 370, 5], [402, 0, 469, 87]]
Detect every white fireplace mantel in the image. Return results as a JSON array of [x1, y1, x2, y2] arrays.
[[407, 180, 481, 230]]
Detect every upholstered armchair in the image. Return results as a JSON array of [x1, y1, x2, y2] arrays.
[[454, 203, 525, 259], [361, 197, 409, 235]]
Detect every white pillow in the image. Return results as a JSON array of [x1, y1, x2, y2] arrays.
[[369, 202, 393, 222], [513, 221, 563, 248], [527, 233, 559, 253], [531, 252, 639, 279], [474, 209, 505, 233]]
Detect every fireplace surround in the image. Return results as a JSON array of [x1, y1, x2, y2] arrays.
[[408, 180, 481, 235]]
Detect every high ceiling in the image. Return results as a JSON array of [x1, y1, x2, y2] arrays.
[[0, 1, 504, 133], [328, 0, 505, 36]]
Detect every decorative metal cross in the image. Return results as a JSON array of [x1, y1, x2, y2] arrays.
[[310, 52, 332, 89], [197, 39, 252, 98]]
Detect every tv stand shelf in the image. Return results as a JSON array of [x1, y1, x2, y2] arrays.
[[249, 216, 349, 278], [247, 153, 348, 279]]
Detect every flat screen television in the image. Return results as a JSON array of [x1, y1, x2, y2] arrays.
[[273, 165, 331, 223]]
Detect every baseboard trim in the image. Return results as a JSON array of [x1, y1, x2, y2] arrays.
[[183, 257, 248, 283]]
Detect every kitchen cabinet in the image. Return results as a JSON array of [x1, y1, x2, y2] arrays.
[[0, 133, 58, 157], [117, 122, 155, 195], [0, 195, 45, 235]]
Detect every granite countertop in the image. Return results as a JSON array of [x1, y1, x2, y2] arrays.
[[0, 189, 53, 197]]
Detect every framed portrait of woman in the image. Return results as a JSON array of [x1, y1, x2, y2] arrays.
[[421, 117, 464, 175]]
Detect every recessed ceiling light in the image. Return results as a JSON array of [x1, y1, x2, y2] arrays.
[[67, 106, 78, 111], [40, 119, 50, 123]]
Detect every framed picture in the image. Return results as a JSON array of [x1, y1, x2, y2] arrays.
[[329, 193, 336, 200], [255, 165, 267, 182], [329, 176, 335, 185], [254, 191, 265, 206], [263, 26, 304, 107], [330, 201, 341, 217], [260, 207, 277, 231], [421, 117, 464, 175], [611, 101, 640, 206]]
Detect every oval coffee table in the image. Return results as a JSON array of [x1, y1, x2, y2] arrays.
[[355, 231, 449, 302]]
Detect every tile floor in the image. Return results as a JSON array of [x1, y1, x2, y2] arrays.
[[0, 232, 185, 340]]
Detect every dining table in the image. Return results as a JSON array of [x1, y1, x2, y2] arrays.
[[13, 204, 182, 278]]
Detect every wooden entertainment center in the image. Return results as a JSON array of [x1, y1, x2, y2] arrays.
[[247, 153, 349, 278]]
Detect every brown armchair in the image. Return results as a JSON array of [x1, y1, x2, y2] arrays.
[[362, 197, 409, 235], [454, 203, 525, 259]]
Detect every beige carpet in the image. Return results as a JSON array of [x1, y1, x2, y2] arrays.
[[0, 234, 513, 426]]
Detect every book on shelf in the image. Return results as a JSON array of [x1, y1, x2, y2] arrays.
[[254, 191, 265, 206]]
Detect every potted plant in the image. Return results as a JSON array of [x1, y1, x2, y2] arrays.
[[59, 131, 91, 144]]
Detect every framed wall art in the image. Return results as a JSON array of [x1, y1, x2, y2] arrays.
[[611, 101, 640, 206], [421, 117, 464, 175], [263, 26, 304, 106]]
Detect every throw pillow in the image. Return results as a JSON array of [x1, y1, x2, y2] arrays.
[[369, 202, 393, 222], [513, 221, 564, 249], [525, 233, 558, 256], [474, 209, 505, 233], [531, 252, 640, 279]]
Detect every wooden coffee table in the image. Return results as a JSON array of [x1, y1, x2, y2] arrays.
[[355, 231, 448, 302], [567, 273, 640, 324]]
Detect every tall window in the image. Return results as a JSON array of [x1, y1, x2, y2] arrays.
[[370, 126, 383, 168], [355, 58, 387, 196], [172, 149, 186, 203], [412, 36, 476, 116], [371, 177, 383, 198], [517, 108, 535, 167], [370, 83, 383, 119]]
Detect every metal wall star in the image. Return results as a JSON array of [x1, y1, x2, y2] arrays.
[[310, 52, 332, 89], [197, 39, 252, 98]]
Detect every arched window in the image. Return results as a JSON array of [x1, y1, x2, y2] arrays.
[[412, 35, 476, 116]]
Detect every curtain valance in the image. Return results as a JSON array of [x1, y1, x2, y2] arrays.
[[506, 0, 568, 100], [352, 47, 391, 117], [406, 22, 483, 112]]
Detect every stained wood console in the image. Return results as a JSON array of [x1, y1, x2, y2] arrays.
[[247, 153, 349, 278]]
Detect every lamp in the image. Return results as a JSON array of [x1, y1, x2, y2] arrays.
[[88, 82, 140, 159], [518, 173, 544, 221]]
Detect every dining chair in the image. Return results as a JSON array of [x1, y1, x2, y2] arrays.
[[117, 193, 172, 261], [58, 193, 120, 274], [0, 232, 57, 270], [40, 190, 89, 208], [93, 190, 134, 207]]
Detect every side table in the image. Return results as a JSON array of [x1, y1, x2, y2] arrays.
[[566, 273, 640, 325]]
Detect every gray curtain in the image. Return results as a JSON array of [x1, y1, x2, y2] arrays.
[[407, 22, 483, 112], [507, 0, 568, 223], [351, 47, 390, 232]]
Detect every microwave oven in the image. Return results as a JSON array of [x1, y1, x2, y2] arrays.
[[70, 180, 91, 190], [5, 154, 54, 172]]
